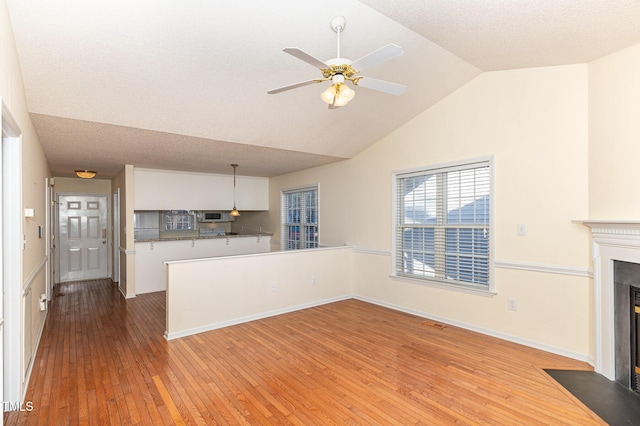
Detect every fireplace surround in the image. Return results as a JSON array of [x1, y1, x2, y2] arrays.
[[613, 260, 640, 390], [581, 221, 640, 388]]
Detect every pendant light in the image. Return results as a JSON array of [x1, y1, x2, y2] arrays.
[[230, 164, 240, 217]]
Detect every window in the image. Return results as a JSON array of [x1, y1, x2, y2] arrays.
[[162, 210, 195, 232], [394, 159, 491, 290], [282, 187, 318, 250]]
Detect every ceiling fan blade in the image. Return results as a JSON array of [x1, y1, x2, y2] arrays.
[[356, 77, 406, 96], [350, 44, 404, 71], [267, 79, 322, 94], [282, 48, 328, 69]]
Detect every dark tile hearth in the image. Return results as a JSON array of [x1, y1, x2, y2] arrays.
[[545, 369, 640, 425]]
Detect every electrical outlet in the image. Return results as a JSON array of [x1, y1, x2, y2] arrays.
[[507, 298, 517, 311], [517, 224, 527, 236], [311, 276, 317, 285], [271, 282, 277, 292]]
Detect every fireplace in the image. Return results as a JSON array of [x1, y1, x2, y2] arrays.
[[633, 287, 640, 392], [613, 260, 640, 392], [582, 220, 640, 387]]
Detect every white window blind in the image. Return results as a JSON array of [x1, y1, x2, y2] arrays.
[[281, 187, 318, 250], [395, 160, 491, 288]]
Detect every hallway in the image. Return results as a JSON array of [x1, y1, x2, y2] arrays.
[[5, 280, 168, 424]]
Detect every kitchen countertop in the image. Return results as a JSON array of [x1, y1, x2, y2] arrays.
[[135, 232, 272, 243]]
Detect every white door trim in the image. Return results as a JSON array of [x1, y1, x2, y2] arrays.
[[2, 99, 25, 407], [113, 189, 120, 284]]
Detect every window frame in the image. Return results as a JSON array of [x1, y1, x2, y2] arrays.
[[281, 185, 319, 251], [391, 157, 495, 295]]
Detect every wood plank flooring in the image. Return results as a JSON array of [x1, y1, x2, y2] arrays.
[[5, 279, 604, 425]]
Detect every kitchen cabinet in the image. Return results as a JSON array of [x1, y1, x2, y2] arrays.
[[134, 168, 268, 210], [134, 234, 270, 294]]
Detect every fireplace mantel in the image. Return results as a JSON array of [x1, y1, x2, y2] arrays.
[[577, 219, 640, 380], [578, 220, 640, 236]]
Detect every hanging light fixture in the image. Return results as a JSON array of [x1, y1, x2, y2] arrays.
[[230, 163, 240, 217], [320, 82, 356, 106], [75, 170, 97, 179], [320, 74, 356, 107]]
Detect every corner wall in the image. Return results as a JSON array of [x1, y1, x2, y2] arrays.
[[589, 42, 640, 218], [112, 165, 135, 298], [268, 64, 592, 361]]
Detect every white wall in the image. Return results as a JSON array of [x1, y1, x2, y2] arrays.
[[112, 165, 135, 298], [267, 64, 592, 361], [1, 0, 51, 405], [589, 41, 640, 218], [53, 177, 111, 194], [165, 246, 353, 339], [135, 236, 270, 294]]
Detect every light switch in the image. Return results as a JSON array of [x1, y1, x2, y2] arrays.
[[517, 224, 527, 236]]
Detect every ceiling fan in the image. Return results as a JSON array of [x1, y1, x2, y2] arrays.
[[267, 16, 406, 108]]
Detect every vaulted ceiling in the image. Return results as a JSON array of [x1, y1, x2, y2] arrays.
[[7, 1, 640, 178]]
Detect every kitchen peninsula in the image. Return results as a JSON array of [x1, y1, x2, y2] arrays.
[[131, 168, 271, 295], [134, 231, 272, 294], [133, 209, 271, 294]]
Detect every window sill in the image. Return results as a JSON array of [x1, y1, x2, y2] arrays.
[[389, 274, 496, 297]]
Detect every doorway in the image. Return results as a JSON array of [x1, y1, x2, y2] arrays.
[[57, 194, 109, 282]]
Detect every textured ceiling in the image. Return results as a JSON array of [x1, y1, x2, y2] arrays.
[[7, 0, 640, 178]]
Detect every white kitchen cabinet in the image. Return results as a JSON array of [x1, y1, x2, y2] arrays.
[[134, 235, 270, 294], [134, 168, 268, 211]]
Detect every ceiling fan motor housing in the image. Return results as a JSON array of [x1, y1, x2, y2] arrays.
[[322, 62, 358, 80]]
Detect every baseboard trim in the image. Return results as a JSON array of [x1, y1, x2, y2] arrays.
[[119, 285, 135, 299], [165, 294, 352, 340], [353, 295, 592, 365]]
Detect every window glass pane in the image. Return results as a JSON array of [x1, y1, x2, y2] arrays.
[[446, 168, 490, 225], [282, 188, 318, 251], [396, 162, 490, 288], [403, 175, 436, 224], [402, 228, 435, 276], [163, 211, 194, 231]]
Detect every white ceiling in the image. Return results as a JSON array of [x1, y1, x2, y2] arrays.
[[7, 0, 640, 178]]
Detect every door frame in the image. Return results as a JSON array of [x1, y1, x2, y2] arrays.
[[113, 189, 120, 285], [2, 99, 24, 407]]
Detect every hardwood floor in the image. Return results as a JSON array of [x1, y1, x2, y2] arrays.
[[5, 279, 604, 425]]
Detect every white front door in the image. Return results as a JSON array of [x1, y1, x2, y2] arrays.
[[58, 194, 109, 282]]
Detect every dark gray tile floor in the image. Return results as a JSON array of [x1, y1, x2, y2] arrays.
[[545, 370, 640, 426]]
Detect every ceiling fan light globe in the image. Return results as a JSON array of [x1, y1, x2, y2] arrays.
[[332, 84, 355, 107], [320, 84, 337, 104], [341, 85, 355, 102]]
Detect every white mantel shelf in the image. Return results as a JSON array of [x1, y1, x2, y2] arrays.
[[575, 220, 640, 238], [575, 219, 640, 226]]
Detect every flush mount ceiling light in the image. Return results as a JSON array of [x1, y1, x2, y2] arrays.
[[267, 16, 406, 109], [75, 170, 97, 179], [230, 163, 240, 217]]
